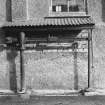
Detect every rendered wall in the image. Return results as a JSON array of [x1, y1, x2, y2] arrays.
[[22, 51, 88, 90], [90, 26, 105, 89], [0, 29, 10, 90], [0, 0, 105, 90], [28, 0, 49, 19], [86, 0, 105, 89], [0, 0, 6, 22], [11, 0, 27, 21], [0, 0, 10, 89]]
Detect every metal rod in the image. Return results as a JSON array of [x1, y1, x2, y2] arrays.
[[20, 32, 25, 92]]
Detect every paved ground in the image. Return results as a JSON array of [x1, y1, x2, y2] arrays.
[[0, 95, 105, 105]]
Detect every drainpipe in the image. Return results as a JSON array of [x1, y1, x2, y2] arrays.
[[88, 29, 92, 88]]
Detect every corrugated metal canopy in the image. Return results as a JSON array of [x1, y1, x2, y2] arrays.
[[3, 16, 94, 28]]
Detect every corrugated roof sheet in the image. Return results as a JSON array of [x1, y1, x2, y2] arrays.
[[3, 16, 94, 27]]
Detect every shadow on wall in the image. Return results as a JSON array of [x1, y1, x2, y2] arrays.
[[6, 0, 12, 21], [102, 0, 105, 22]]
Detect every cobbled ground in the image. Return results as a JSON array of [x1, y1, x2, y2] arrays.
[[0, 95, 105, 105]]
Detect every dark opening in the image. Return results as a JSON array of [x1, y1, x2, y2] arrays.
[[69, 5, 79, 12], [61, 5, 68, 12]]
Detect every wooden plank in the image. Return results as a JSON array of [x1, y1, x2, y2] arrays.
[[26, 38, 88, 43], [3, 26, 94, 32]]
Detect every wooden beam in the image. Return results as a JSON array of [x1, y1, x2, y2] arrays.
[[73, 42, 79, 90], [20, 32, 25, 92]]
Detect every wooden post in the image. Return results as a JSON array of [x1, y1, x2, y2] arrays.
[[20, 32, 25, 92], [88, 29, 92, 88], [7, 49, 18, 93], [73, 42, 78, 90]]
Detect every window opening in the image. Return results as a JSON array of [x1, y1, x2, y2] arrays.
[[52, 0, 85, 12]]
